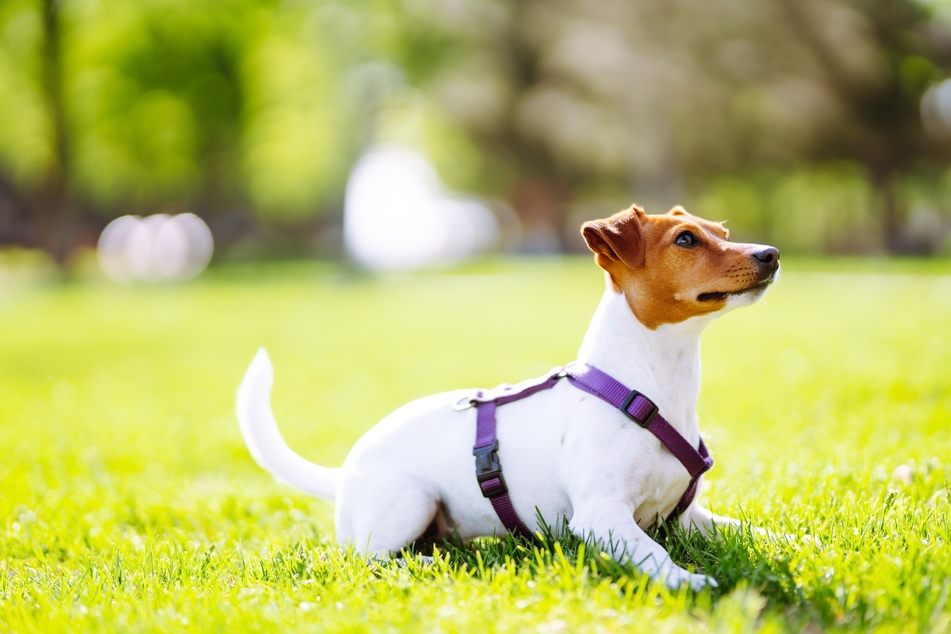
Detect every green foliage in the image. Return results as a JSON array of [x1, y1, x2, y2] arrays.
[[239, 4, 356, 217], [0, 0, 355, 218], [1, 259, 950, 630], [695, 164, 878, 253]]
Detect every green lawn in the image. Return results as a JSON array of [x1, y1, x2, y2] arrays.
[[1, 258, 950, 632]]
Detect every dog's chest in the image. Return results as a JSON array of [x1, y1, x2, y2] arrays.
[[630, 447, 695, 525], [555, 397, 698, 524]]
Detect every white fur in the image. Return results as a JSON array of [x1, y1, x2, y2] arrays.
[[235, 276, 775, 590], [236, 349, 338, 499]]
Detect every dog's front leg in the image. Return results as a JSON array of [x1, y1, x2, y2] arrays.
[[676, 503, 744, 538], [678, 503, 813, 545], [569, 502, 716, 591]]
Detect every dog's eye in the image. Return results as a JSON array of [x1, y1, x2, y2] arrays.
[[675, 231, 698, 247]]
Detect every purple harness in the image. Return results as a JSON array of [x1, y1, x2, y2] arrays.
[[459, 362, 713, 538]]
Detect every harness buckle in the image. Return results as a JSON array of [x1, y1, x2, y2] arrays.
[[620, 389, 659, 428], [473, 440, 507, 497]]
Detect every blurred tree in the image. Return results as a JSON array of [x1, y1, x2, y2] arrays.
[[0, 0, 72, 261], [772, 0, 951, 252], [382, 0, 951, 253], [0, 0, 356, 261], [1, 0, 950, 261]]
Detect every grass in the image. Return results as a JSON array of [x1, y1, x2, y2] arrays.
[[1, 256, 950, 632]]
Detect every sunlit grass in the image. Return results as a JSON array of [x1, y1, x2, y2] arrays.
[[1, 257, 949, 631]]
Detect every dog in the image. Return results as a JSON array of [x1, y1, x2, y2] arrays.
[[236, 204, 780, 590]]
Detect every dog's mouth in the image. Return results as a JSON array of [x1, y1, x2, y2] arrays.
[[697, 277, 774, 303]]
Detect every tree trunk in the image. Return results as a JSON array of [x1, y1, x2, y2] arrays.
[[869, 167, 907, 254], [37, 0, 74, 266]]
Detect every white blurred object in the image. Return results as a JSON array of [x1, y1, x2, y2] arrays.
[[97, 213, 214, 282], [921, 79, 951, 136], [344, 145, 499, 271]]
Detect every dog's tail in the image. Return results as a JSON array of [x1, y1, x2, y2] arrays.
[[236, 348, 338, 500]]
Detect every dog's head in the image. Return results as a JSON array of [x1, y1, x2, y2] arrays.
[[581, 204, 780, 329]]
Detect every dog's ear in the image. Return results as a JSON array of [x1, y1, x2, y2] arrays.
[[581, 205, 646, 269], [667, 206, 688, 216]]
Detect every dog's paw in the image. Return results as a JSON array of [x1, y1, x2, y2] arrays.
[[688, 573, 718, 593], [408, 555, 436, 566], [389, 555, 436, 568], [661, 567, 718, 592], [758, 528, 822, 548]]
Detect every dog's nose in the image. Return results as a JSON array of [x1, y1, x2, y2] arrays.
[[753, 247, 779, 265]]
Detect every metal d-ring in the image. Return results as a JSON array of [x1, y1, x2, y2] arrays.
[[452, 396, 475, 411]]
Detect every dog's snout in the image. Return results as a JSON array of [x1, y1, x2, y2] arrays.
[[753, 246, 779, 266]]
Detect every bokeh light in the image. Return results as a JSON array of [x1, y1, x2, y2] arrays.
[[97, 213, 213, 283], [344, 145, 499, 271]]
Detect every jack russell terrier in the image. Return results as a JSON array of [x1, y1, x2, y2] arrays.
[[236, 204, 781, 591]]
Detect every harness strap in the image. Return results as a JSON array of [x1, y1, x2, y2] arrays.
[[564, 363, 714, 480], [467, 363, 713, 536], [473, 402, 535, 538], [469, 370, 564, 538]]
